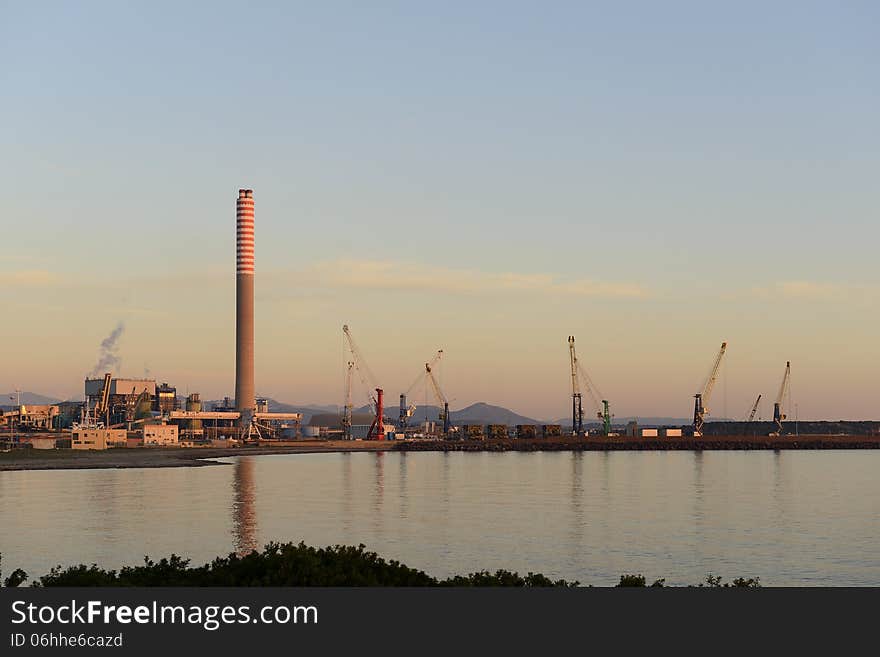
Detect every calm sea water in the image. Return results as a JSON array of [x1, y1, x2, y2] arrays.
[[1, 450, 878, 586]]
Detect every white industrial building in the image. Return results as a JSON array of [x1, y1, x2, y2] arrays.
[[143, 424, 178, 446]]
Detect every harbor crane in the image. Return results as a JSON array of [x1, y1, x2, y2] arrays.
[[399, 349, 443, 430], [568, 336, 612, 436], [342, 324, 385, 440], [425, 362, 450, 436], [342, 361, 354, 439], [770, 361, 791, 437], [568, 337, 584, 435], [747, 394, 762, 422], [693, 341, 727, 437]]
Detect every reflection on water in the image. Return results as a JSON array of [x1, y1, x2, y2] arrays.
[[374, 451, 385, 510], [398, 451, 409, 519], [232, 457, 258, 555], [340, 453, 353, 535], [1, 450, 879, 586]]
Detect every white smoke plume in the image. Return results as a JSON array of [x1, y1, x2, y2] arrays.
[[89, 322, 125, 378]]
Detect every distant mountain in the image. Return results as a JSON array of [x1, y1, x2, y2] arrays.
[[452, 403, 542, 426], [0, 391, 61, 406], [308, 412, 374, 428], [354, 401, 541, 426]]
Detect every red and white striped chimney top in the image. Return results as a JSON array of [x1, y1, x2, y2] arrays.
[[236, 189, 254, 275]]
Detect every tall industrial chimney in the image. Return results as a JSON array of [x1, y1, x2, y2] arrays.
[[235, 189, 255, 427]]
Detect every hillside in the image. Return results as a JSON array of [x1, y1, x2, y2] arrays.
[[1, 391, 61, 406]]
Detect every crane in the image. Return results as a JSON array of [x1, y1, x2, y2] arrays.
[[568, 336, 612, 436], [770, 361, 791, 437], [342, 361, 354, 440], [693, 341, 727, 437], [568, 337, 584, 435], [747, 394, 762, 422], [399, 349, 443, 430], [425, 362, 450, 436], [342, 324, 385, 440]]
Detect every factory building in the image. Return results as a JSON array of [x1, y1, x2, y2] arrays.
[[71, 427, 126, 450], [1, 404, 59, 431], [85, 377, 156, 426], [143, 423, 179, 446], [154, 383, 178, 413]]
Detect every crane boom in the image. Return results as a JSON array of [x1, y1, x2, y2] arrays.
[[693, 341, 727, 436], [747, 394, 762, 422], [342, 324, 385, 439], [399, 349, 443, 429], [700, 342, 727, 403], [771, 361, 791, 436], [342, 324, 379, 401]]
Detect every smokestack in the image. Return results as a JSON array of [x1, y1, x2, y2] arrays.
[[235, 189, 255, 426]]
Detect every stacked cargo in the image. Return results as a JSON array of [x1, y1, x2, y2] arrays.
[[516, 424, 537, 439], [661, 428, 683, 438], [461, 424, 484, 440], [640, 428, 658, 438], [541, 424, 562, 438], [487, 424, 508, 439]]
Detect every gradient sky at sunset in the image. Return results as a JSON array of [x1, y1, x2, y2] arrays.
[[2, 2, 878, 420]]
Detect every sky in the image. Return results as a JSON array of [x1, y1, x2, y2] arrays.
[[1, 1, 878, 420]]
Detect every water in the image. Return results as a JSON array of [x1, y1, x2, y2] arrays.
[[1, 450, 878, 586]]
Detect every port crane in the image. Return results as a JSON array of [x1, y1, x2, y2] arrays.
[[342, 324, 385, 440], [747, 394, 762, 422], [770, 361, 791, 437], [693, 341, 727, 437], [399, 349, 443, 430], [568, 336, 612, 436], [342, 361, 354, 439], [568, 337, 584, 435], [425, 361, 451, 436]]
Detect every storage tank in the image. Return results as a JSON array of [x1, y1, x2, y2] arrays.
[[185, 393, 202, 431], [302, 425, 320, 438]]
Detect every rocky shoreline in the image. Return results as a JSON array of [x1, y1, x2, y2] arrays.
[[1, 434, 877, 472]]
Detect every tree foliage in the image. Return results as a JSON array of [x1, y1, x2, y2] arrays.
[[0, 546, 760, 587]]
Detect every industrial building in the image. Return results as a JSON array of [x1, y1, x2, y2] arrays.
[[143, 423, 179, 446], [84, 376, 156, 426], [1, 404, 59, 431], [71, 427, 126, 450], [155, 383, 178, 413]]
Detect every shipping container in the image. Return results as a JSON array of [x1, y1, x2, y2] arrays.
[[516, 424, 538, 439]]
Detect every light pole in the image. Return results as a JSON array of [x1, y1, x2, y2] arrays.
[[15, 389, 21, 444]]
